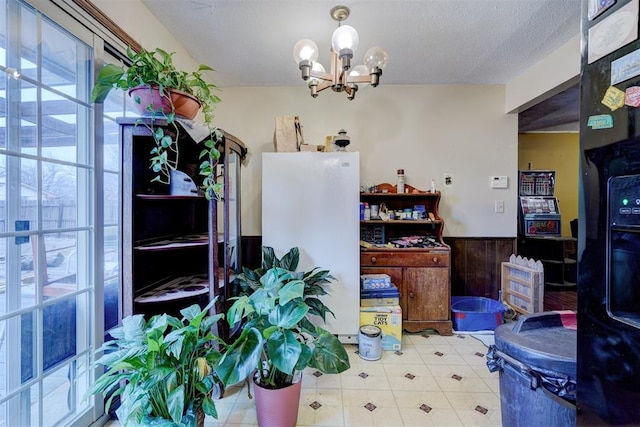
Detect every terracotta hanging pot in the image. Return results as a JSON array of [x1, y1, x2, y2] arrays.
[[253, 374, 302, 427], [128, 85, 202, 120]]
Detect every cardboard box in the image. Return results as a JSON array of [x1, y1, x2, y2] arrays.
[[360, 305, 402, 351], [360, 285, 400, 306], [360, 274, 392, 290], [273, 115, 301, 152], [299, 144, 325, 152]]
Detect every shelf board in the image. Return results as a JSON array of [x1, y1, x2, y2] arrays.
[[360, 246, 449, 252], [136, 194, 206, 200], [135, 274, 209, 303], [503, 289, 533, 303], [503, 275, 536, 286], [546, 281, 577, 288], [361, 219, 442, 225], [134, 233, 209, 251], [361, 192, 438, 197]]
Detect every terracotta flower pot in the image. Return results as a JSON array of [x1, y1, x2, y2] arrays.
[[128, 86, 202, 120], [253, 375, 302, 427]]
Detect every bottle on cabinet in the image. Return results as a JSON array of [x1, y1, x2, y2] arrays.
[[397, 169, 405, 194]]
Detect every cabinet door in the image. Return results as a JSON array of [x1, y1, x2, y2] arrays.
[[404, 267, 449, 321]]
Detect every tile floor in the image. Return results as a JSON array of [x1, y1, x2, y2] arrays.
[[105, 332, 502, 426]]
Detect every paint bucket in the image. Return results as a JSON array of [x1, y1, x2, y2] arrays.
[[359, 325, 382, 361]]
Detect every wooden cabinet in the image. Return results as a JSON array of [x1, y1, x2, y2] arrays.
[[360, 183, 452, 335], [518, 236, 577, 290], [118, 117, 246, 331]]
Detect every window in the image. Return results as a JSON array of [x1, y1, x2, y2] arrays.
[[0, 0, 116, 425]]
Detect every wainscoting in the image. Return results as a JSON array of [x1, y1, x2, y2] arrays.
[[445, 237, 516, 301], [243, 236, 577, 312], [244, 236, 516, 302], [241, 235, 263, 269]]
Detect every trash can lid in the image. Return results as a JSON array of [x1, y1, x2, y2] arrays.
[[495, 311, 576, 377]]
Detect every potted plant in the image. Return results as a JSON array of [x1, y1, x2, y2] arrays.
[[91, 47, 222, 199], [91, 301, 224, 427], [214, 247, 351, 427]]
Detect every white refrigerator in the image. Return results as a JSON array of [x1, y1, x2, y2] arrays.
[[262, 152, 360, 342]]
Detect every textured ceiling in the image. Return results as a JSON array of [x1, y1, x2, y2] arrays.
[[140, 0, 582, 88]]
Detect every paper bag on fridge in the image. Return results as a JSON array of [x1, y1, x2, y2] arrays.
[[273, 115, 305, 152]]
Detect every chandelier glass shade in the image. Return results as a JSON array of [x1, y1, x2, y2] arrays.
[[293, 6, 388, 100]]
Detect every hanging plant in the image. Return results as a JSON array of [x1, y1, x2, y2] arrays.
[[91, 47, 222, 200]]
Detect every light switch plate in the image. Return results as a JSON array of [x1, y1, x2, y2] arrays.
[[491, 176, 508, 188]]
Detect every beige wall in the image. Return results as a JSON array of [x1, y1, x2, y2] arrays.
[[505, 35, 581, 114], [214, 85, 518, 237], [94, 0, 585, 239], [92, 0, 202, 81], [518, 133, 579, 237]]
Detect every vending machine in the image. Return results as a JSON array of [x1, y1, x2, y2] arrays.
[[518, 170, 562, 237]]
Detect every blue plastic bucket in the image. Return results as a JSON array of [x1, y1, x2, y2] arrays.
[[451, 296, 507, 331]]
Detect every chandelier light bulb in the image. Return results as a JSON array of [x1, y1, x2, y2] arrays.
[[348, 64, 370, 88], [293, 39, 319, 63], [293, 6, 388, 99], [331, 25, 359, 53], [310, 61, 326, 82], [363, 46, 388, 72]]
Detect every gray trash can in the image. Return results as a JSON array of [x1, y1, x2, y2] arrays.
[[486, 311, 576, 427]]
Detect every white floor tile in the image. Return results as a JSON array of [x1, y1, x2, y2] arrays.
[[427, 363, 481, 379], [393, 390, 453, 409], [101, 333, 507, 427], [455, 408, 502, 426], [343, 404, 404, 426]]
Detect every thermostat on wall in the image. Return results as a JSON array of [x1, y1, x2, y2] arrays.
[[491, 176, 508, 189]]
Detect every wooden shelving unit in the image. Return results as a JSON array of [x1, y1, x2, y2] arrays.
[[360, 183, 452, 336], [118, 117, 247, 332]]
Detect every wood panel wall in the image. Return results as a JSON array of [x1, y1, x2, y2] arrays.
[[241, 236, 263, 269], [445, 237, 516, 300], [244, 236, 515, 301]]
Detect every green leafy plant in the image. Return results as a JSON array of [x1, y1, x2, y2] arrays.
[[91, 301, 224, 426], [91, 47, 222, 200], [215, 247, 351, 389]]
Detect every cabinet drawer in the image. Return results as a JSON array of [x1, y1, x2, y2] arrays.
[[361, 251, 450, 267]]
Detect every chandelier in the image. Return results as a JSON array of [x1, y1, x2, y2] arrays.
[[293, 5, 389, 100]]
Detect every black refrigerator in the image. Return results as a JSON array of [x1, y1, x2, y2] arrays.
[[579, 0, 640, 424]]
